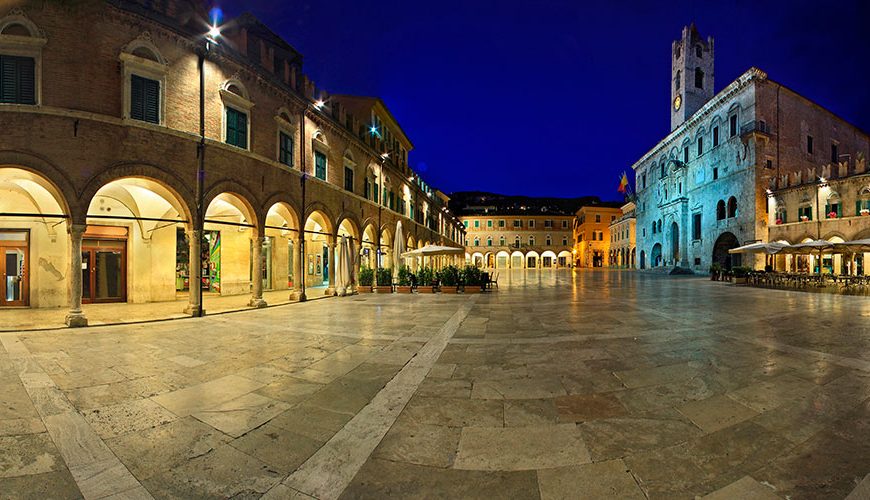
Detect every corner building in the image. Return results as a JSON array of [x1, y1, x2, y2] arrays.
[[633, 24, 869, 271], [0, 1, 464, 325]]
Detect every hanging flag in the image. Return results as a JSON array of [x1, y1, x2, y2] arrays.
[[617, 172, 629, 193]]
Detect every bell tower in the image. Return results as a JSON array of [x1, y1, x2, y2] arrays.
[[671, 24, 714, 131]]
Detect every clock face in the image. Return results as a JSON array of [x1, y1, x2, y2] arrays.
[[673, 95, 682, 111]]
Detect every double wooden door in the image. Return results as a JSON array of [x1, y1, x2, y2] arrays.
[[0, 231, 28, 306]]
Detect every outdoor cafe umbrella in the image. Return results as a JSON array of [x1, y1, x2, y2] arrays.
[[400, 244, 465, 257], [728, 242, 790, 255], [393, 221, 405, 274], [347, 236, 357, 287], [780, 240, 834, 254], [832, 239, 870, 254], [336, 235, 350, 296]]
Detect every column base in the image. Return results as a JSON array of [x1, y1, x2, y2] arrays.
[[65, 312, 88, 328], [184, 304, 205, 316], [325, 287, 336, 296], [248, 298, 268, 308]]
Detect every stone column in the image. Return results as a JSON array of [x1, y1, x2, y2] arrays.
[[249, 235, 267, 308], [326, 237, 336, 296], [185, 229, 204, 316], [65, 224, 88, 327], [352, 247, 361, 294]]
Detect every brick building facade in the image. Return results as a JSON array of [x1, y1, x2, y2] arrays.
[[0, 1, 464, 325]]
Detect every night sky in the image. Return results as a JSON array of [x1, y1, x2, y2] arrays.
[[220, 0, 870, 200]]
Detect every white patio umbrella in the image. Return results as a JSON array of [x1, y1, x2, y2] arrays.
[[832, 239, 870, 254], [400, 244, 465, 257], [347, 236, 357, 287], [728, 242, 790, 255], [780, 240, 834, 254], [336, 235, 350, 296], [393, 221, 405, 275]]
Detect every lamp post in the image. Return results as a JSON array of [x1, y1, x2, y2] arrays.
[[190, 27, 219, 318], [376, 153, 387, 282], [297, 99, 326, 301], [816, 176, 828, 277]]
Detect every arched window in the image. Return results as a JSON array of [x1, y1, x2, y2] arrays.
[[695, 68, 704, 89], [499, 236, 505, 246], [674, 70, 681, 90], [660, 163, 666, 179], [716, 200, 726, 220], [220, 79, 253, 150], [695, 45, 702, 57], [486, 237, 492, 247], [651, 221, 656, 234], [529, 235, 535, 246], [675, 44, 681, 59], [0, 11, 46, 105], [474, 238, 479, 246], [727, 197, 737, 218], [857, 187, 870, 216], [657, 220, 662, 233], [825, 192, 841, 219], [774, 199, 787, 224]]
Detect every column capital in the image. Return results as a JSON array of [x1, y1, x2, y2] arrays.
[[69, 223, 87, 236]]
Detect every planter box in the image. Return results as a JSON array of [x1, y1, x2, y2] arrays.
[[358, 286, 373, 293], [375, 285, 393, 293], [396, 286, 412, 294], [417, 286, 436, 293], [732, 277, 748, 285], [440, 286, 459, 294], [463, 286, 482, 294]]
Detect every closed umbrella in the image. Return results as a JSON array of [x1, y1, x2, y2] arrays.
[[393, 221, 405, 274], [336, 235, 349, 296], [347, 236, 357, 288]]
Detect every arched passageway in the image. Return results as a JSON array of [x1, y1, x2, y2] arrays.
[[711, 232, 739, 270], [651, 243, 662, 268], [204, 193, 256, 297]]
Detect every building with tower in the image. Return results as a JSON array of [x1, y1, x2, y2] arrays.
[[632, 24, 869, 272]]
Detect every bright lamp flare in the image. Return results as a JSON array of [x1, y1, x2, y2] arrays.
[[208, 25, 221, 39]]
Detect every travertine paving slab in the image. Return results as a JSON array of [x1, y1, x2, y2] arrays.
[[537, 459, 646, 500], [192, 392, 291, 437], [371, 420, 461, 467], [0, 433, 64, 478], [678, 394, 758, 433], [471, 377, 567, 400], [454, 424, 591, 470], [83, 398, 177, 439], [701, 475, 780, 499], [150, 374, 265, 416], [555, 393, 627, 422]]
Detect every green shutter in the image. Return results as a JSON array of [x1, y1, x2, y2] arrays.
[[130, 75, 145, 120], [237, 111, 247, 149], [226, 107, 236, 145], [858, 201, 863, 216], [143, 78, 159, 124], [1, 55, 35, 104]]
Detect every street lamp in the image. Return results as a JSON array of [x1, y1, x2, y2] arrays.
[[376, 152, 388, 281], [815, 176, 828, 277], [191, 24, 220, 318]]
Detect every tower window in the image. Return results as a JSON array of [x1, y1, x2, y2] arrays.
[[713, 167, 719, 180], [807, 135, 814, 154], [675, 45, 681, 59], [831, 143, 838, 163], [675, 70, 681, 91], [695, 45, 702, 57], [694, 68, 704, 89]]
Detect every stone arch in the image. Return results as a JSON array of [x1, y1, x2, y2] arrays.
[[822, 230, 848, 242], [0, 151, 76, 219], [304, 208, 335, 237], [264, 201, 300, 231], [651, 243, 662, 267], [712, 232, 739, 270], [303, 201, 335, 232], [80, 162, 194, 225], [204, 179, 260, 226], [336, 213, 361, 240]]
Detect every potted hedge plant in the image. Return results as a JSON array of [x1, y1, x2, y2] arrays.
[[416, 266, 436, 293], [376, 268, 393, 293], [358, 266, 374, 292], [461, 265, 484, 293], [732, 266, 750, 285], [396, 265, 413, 293], [439, 265, 460, 294], [709, 263, 722, 281]]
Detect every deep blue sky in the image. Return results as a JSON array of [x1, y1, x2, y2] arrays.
[[221, 0, 869, 199]]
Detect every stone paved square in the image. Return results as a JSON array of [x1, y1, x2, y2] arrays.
[[1, 269, 870, 498]]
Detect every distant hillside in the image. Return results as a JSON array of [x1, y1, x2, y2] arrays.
[[448, 191, 623, 216]]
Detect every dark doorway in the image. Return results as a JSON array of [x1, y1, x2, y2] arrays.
[[712, 232, 740, 270]]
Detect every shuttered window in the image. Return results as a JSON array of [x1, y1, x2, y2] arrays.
[[278, 131, 293, 166], [314, 151, 327, 180], [130, 74, 160, 124], [225, 107, 248, 149], [0, 55, 36, 105]]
